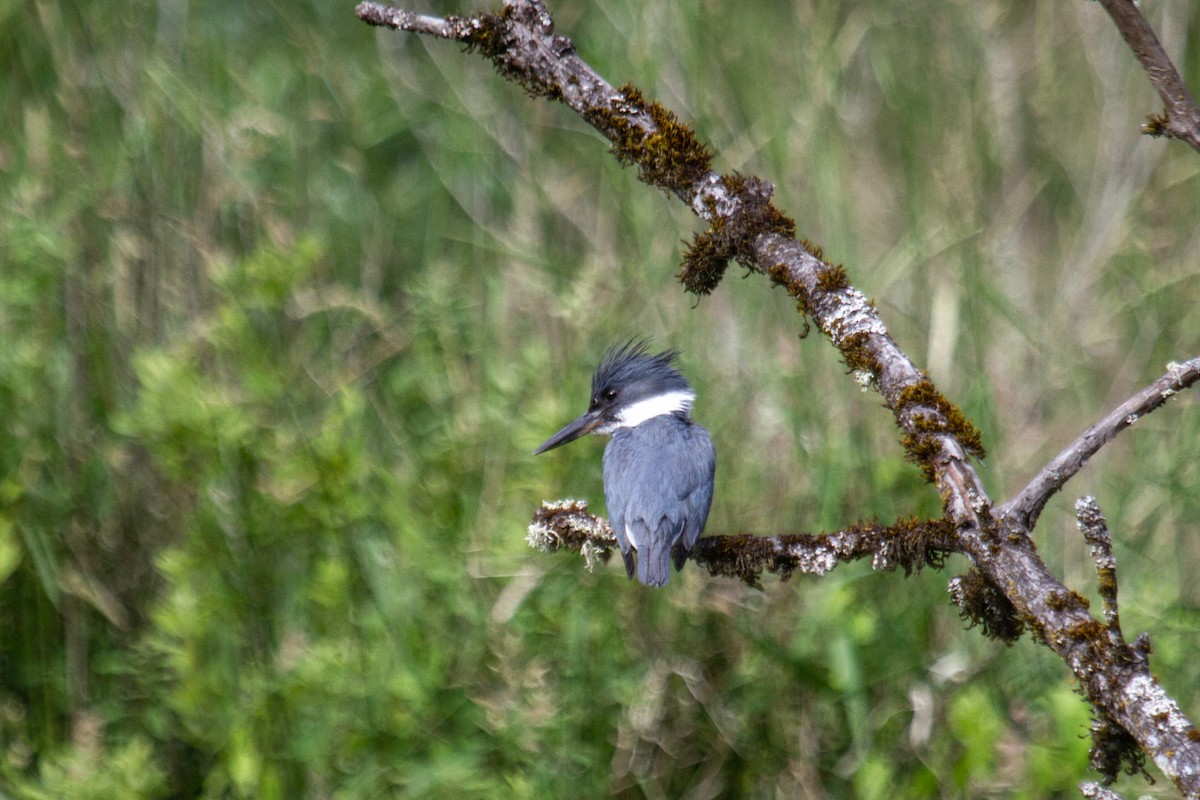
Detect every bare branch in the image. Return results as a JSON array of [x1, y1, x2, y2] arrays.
[[1002, 357, 1200, 529], [1093, 0, 1200, 151]]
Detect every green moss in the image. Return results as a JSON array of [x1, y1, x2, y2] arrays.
[[583, 84, 714, 194], [953, 569, 1025, 643], [1064, 617, 1109, 648], [1141, 111, 1170, 138], [900, 431, 940, 483], [882, 515, 955, 573], [691, 532, 770, 588], [1089, 711, 1150, 784], [766, 262, 812, 316], [689, 517, 955, 586], [678, 174, 796, 295], [680, 224, 732, 296], [461, 10, 510, 58], [839, 331, 880, 375], [798, 238, 824, 261], [463, 9, 564, 99], [1046, 589, 1090, 612], [895, 379, 987, 482], [1096, 569, 1118, 603], [815, 264, 849, 292]]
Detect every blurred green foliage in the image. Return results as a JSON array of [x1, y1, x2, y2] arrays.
[[1, 0, 1199, 797]]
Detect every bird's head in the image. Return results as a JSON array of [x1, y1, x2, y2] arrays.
[[534, 340, 695, 455]]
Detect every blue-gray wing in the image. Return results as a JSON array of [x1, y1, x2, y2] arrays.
[[675, 422, 715, 570], [606, 503, 637, 581], [603, 416, 716, 587]]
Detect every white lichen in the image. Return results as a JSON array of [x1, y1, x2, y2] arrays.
[[690, 173, 739, 219], [580, 540, 606, 572], [1124, 674, 1190, 733], [825, 288, 888, 345], [852, 369, 878, 393], [947, 576, 965, 608], [526, 522, 559, 552], [797, 543, 837, 575]]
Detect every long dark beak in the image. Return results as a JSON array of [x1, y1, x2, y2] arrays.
[[533, 411, 604, 455]]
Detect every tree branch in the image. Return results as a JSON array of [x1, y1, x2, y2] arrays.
[[359, 2, 1200, 792], [1001, 356, 1200, 529], [528, 500, 958, 587], [1093, 0, 1200, 151]]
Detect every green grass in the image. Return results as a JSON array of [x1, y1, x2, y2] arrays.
[[1, 0, 1198, 796]]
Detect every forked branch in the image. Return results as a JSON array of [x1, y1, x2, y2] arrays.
[[1002, 357, 1200, 529]]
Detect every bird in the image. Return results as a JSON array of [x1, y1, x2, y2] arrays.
[[534, 340, 716, 587]]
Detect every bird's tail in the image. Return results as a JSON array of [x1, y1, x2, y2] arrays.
[[636, 543, 673, 587]]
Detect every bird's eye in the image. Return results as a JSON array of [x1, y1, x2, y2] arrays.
[[602, 388, 617, 401]]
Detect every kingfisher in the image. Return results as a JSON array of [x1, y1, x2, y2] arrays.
[[534, 340, 716, 587]]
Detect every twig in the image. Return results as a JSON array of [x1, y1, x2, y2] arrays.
[[1093, 0, 1200, 151], [1075, 497, 1154, 671], [356, 3, 480, 38], [1074, 496, 1159, 785], [1002, 357, 1200, 529], [1075, 497, 1123, 646]]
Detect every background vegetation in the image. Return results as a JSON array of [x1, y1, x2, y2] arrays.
[[2, 0, 1198, 796]]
